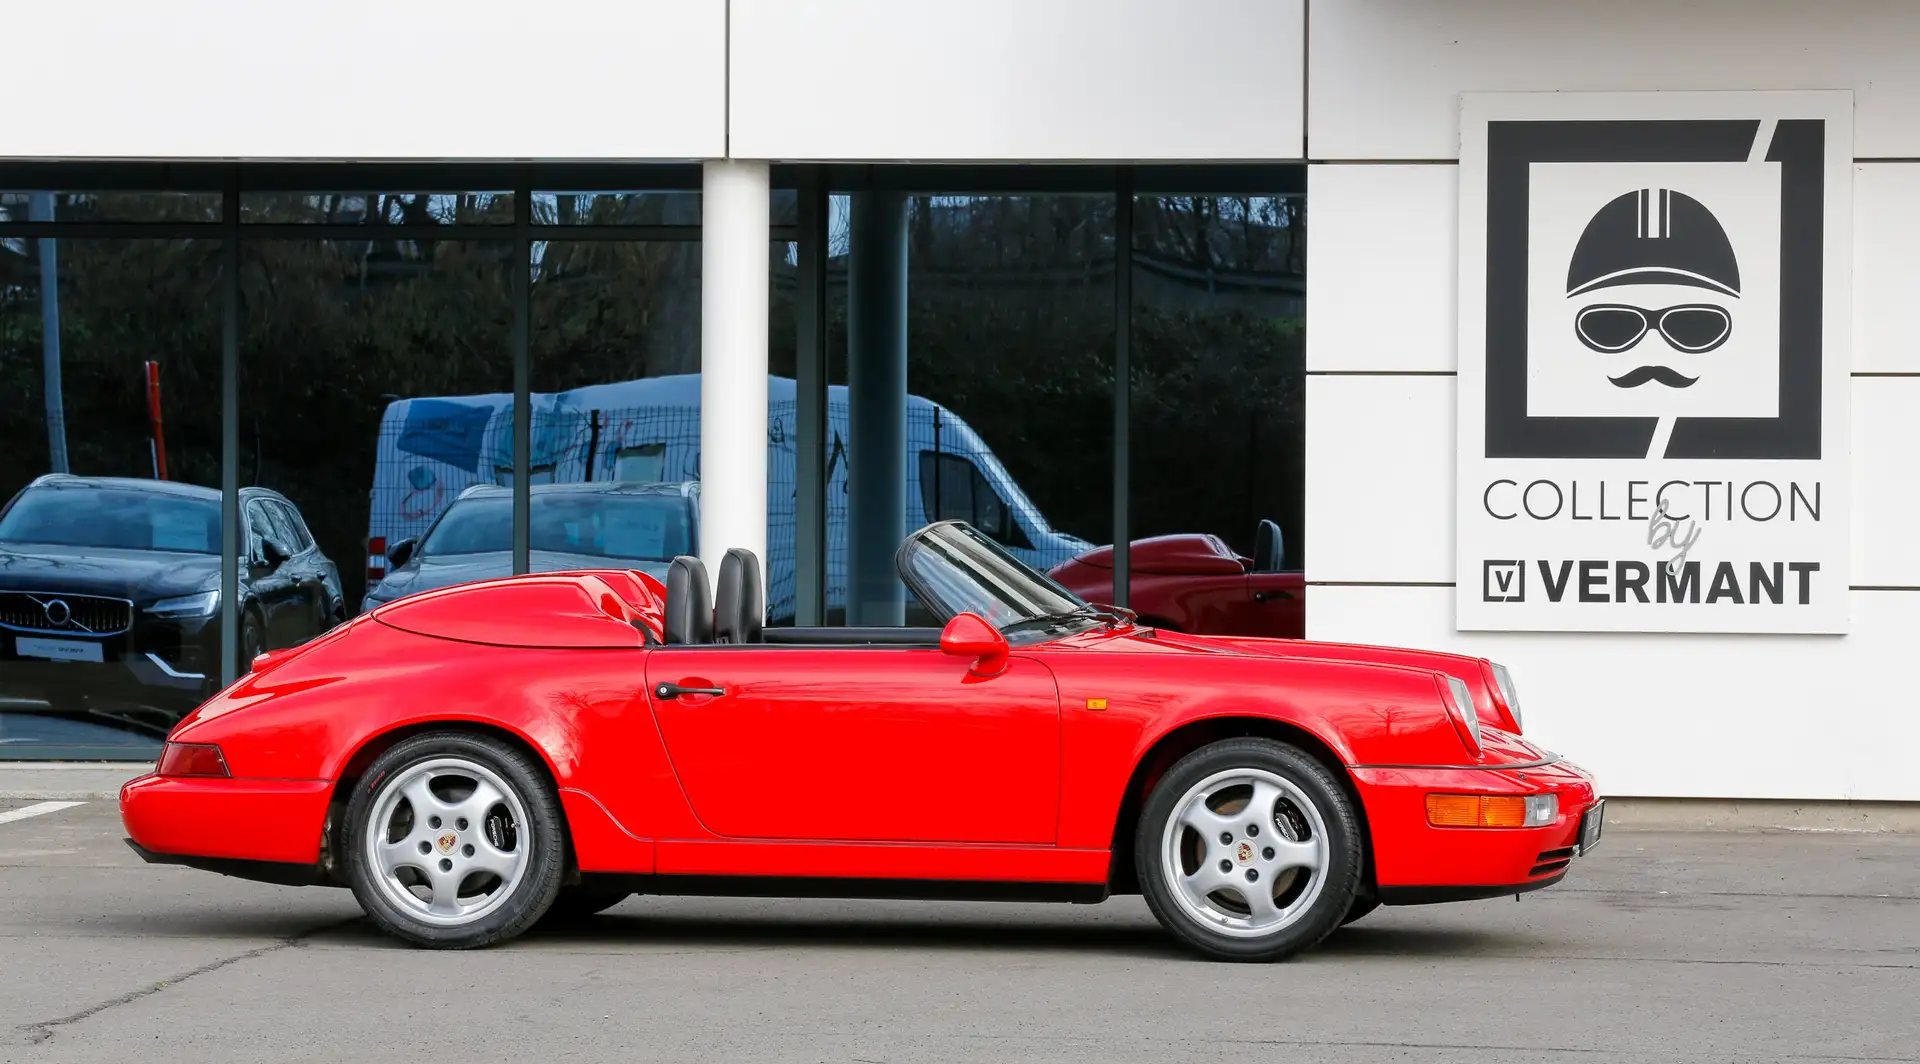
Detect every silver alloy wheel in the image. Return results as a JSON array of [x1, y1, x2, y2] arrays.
[[1160, 767, 1329, 939], [364, 757, 531, 927]]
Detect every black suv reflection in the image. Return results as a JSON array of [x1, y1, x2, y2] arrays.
[[0, 475, 344, 740]]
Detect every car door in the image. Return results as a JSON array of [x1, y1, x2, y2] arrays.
[[243, 501, 299, 648], [1241, 571, 1305, 639], [644, 644, 1061, 844], [267, 501, 330, 638]]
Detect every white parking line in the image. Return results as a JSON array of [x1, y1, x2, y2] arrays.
[[0, 801, 86, 825]]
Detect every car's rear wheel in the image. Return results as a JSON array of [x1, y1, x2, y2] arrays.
[[1135, 738, 1361, 962], [343, 732, 565, 949]]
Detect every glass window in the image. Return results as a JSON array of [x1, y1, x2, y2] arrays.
[[1, 190, 222, 224], [531, 191, 699, 226], [245, 502, 276, 555], [241, 192, 513, 226], [240, 237, 513, 617], [273, 500, 315, 551], [418, 490, 694, 565], [896, 522, 1087, 634], [1123, 193, 1306, 638], [261, 500, 302, 552], [0, 483, 219, 553], [0, 232, 221, 757], [901, 192, 1113, 577], [917, 451, 1025, 548]]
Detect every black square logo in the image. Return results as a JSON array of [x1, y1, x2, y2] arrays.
[[1483, 118, 1827, 460], [1483, 560, 1526, 603]]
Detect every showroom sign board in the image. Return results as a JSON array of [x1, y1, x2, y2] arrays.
[[1456, 91, 1853, 634]]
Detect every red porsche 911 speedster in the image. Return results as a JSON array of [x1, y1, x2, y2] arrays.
[[121, 520, 1603, 961]]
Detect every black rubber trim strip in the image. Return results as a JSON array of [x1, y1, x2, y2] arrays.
[[1348, 755, 1562, 771], [1378, 870, 1567, 906], [571, 872, 1111, 905], [124, 838, 325, 887]]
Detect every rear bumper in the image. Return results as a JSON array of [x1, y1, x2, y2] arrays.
[[120, 773, 334, 867], [1352, 756, 1600, 894]]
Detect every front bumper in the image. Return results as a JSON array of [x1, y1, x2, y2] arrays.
[[120, 773, 334, 868], [1352, 755, 1601, 896]]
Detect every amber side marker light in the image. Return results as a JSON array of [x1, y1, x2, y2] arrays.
[[157, 742, 230, 779], [1426, 793, 1557, 828]]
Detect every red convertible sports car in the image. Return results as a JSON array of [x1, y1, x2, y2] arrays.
[[122, 520, 1602, 961]]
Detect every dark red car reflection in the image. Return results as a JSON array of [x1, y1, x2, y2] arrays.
[[1050, 520, 1304, 639]]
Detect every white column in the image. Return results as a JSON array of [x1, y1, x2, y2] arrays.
[[698, 159, 771, 579]]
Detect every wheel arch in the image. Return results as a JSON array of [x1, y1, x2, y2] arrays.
[[319, 718, 573, 886], [1104, 715, 1376, 897]]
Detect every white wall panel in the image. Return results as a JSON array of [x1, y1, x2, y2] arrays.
[[1, 0, 726, 160], [1308, 0, 1920, 160], [1308, 583, 1920, 801], [1310, 376, 1920, 589], [1305, 374, 1453, 583], [1852, 379, 1920, 589], [1854, 164, 1920, 374], [1305, 164, 1457, 372], [729, 0, 1305, 161]]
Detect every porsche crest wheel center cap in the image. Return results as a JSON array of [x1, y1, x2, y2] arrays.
[[437, 832, 458, 855], [1234, 841, 1254, 864]]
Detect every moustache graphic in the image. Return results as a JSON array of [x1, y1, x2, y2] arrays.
[[1608, 365, 1698, 389]]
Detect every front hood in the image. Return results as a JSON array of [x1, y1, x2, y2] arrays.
[[0, 542, 219, 601], [372, 550, 670, 601]]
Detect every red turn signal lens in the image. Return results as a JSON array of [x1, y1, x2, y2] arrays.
[[1426, 793, 1526, 828], [157, 742, 230, 778]]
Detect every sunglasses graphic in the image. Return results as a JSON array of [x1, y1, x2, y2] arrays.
[[1574, 304, 1732, 354]]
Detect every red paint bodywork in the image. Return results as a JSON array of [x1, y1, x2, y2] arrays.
[[1050, 534, 1307, 640], [122, 569, 1596, 898]]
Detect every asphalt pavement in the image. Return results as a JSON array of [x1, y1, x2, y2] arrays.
[[1, 798, 1915, 1064]]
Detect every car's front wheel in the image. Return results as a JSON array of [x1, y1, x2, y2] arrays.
[[343, 732, 566, 949], [1136, 738, 1362, 962]]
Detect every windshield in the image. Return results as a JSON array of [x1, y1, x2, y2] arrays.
[[897, 521, 1089, 633], [420, 492, 693, 562], [0, 486, 219, 553]]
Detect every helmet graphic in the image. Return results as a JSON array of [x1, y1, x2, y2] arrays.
[[1565, 189, 1740, 298]]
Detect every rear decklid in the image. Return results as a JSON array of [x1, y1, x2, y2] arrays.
[[372, 572, 656, 648]]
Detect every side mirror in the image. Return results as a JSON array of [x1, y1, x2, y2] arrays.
[[939, 612, 1010, 677], [259, 538, 291, 570], [386, 537, 417, 570]]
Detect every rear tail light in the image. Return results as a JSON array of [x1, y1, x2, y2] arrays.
[[157, 742, 230, 778], [1426, 793, 1558, 828]]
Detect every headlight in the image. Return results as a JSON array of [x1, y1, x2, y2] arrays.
[[145, 590, 220, 619], [1524, 794, 1558, 826], [1445, 675, 1482, 755], [1490, 662, 1523, 733]]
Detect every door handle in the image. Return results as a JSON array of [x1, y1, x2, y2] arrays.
[[655, 682, 726, 699], [1253, 590, 1295, 603]]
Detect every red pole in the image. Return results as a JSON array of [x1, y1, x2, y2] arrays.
[[145, 360, 169, 481]]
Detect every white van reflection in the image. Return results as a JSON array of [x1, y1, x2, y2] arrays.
[[365, 374, 1089, 621]]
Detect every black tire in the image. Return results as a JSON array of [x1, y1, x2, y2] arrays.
[[241, 610, 266, 666], [541, 884, 633, 923], [342, 732, 567, 949], [1340, 895, 1381, 926], [1135, 737, 1363, 962]]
